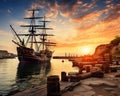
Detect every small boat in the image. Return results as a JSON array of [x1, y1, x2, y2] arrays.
[[10, 9, 56, 63]]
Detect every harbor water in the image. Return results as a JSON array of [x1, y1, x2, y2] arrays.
[[0, 58, 78, 96]]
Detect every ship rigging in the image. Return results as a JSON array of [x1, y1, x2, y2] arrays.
[[10, 9, 56, 63]]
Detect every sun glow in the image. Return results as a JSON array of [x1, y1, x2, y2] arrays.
[[78, 46, 94, 55]]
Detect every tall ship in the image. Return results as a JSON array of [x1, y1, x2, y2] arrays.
[[10, 9, 56, 63]]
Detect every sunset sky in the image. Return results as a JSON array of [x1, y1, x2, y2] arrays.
[[0, 0, 120, 56]]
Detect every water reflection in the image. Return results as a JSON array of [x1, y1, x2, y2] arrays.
[[0, 59, 78, 95], [16, 62, 51, 91]]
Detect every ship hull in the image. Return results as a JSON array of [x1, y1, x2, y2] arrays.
[[17, 56, 42, 64], [17, 47, 51, 64]]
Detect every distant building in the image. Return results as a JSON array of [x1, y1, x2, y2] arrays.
[[0, 50, 16, 59], [0, 50, 8, 57]]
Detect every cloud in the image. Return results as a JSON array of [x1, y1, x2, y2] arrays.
[[21, 0, 120, 55], [59, 0, 97, 18], [12, 20, 28, 26], [8, 8, 12, 14], [73, 16, 120, 46], [27, 0, 97, 19], [56, 42, 78, 48], [26, 0, 120, 22], [104, 3, 120, 22], [106, 0, 112, 4], [62, 1, 120, 48], [25, 0, 58, 18], [50, 12, 120, 54], [0, 30, 9, 35], [70, 10, 104, 29], [25, 10, 33, 18], [58, 0, 78, 17], [10, 20, 29, 34]]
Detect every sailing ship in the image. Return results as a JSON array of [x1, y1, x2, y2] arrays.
[[10, 9, 56, 63]]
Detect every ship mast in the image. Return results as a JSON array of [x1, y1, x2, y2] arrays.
[[20, 9, 43, 50], [36, 16, 56, 51], [13, 9, 56, 52]]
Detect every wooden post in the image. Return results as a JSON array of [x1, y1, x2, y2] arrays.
[[61, 72, 68, 82]]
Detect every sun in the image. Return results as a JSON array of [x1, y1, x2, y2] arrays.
[[79, 46, 93, 55]]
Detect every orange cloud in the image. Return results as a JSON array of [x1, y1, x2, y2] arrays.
[[70, 10, 103, 29], [54, 7, 120, 55], [70, 16, 120, 50], [18, 0, 120, 55]]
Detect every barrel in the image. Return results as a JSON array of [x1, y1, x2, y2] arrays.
[[47, 75, 61, 96]]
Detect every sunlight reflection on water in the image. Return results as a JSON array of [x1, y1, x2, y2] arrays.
[[0, 58, 78, 95], [48, 59, 78, 78]]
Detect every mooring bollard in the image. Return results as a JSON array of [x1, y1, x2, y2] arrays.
[[86, 66, 91, 72], [47, 75, 61, 96], [61, 71, 68, 82]]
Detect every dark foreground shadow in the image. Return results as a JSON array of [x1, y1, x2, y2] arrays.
[[17, 61, 51, 78], [15, 62, 51, 90]]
